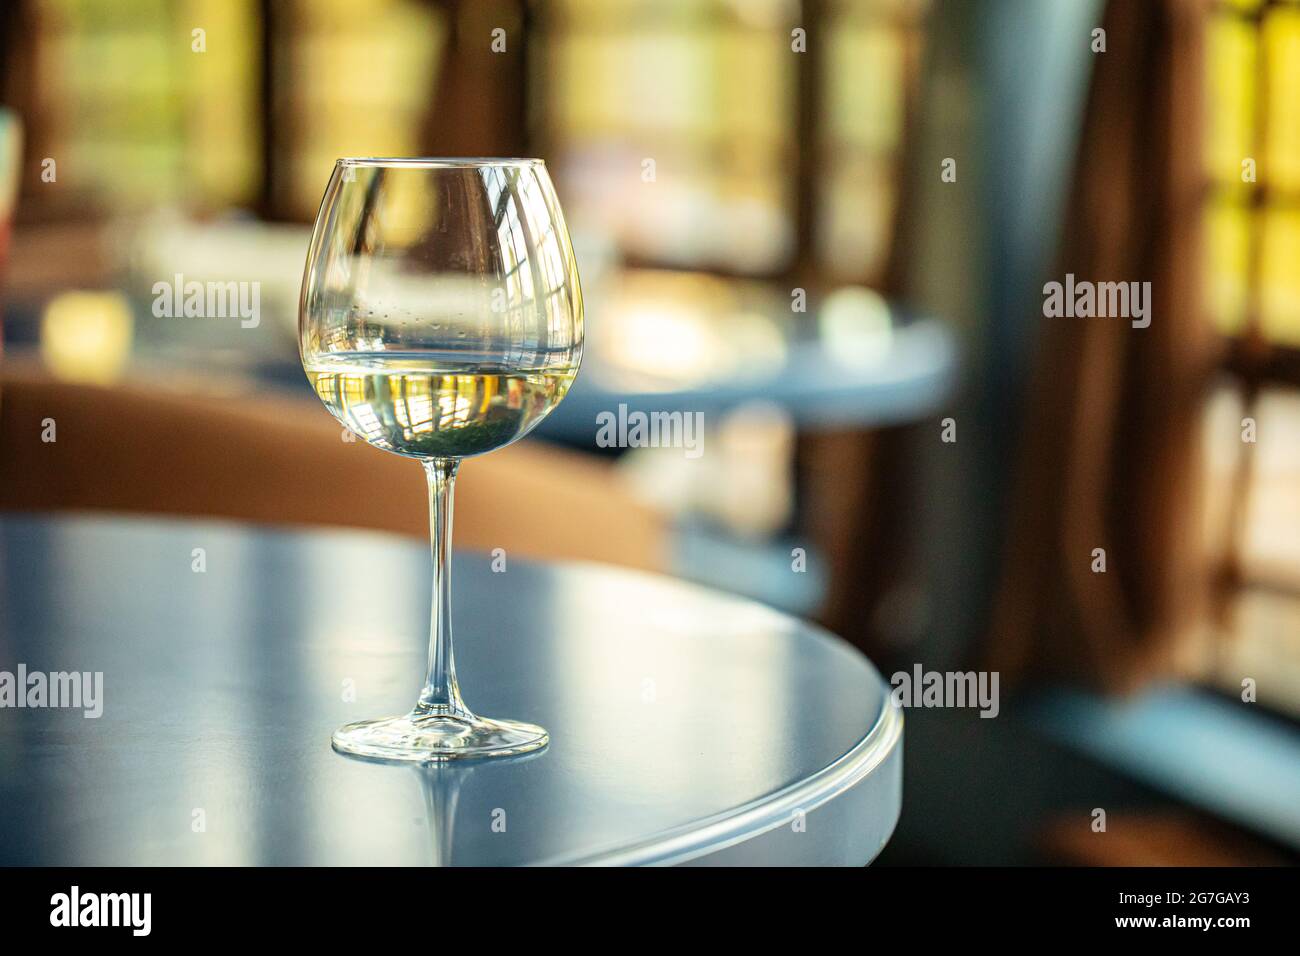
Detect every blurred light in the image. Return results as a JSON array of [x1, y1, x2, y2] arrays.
[[609, 304, 718, 383], [819, 285, 893, 367], [599, 271, 787, 388], [40, 291, 134, 384]]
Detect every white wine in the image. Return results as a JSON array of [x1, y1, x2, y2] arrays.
[[306, 351, 577, 459]]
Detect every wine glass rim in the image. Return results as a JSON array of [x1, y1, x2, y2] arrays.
[[337, 157, 546, 169]]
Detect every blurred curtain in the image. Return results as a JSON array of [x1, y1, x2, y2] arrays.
[[988, 0, 1215, 689]]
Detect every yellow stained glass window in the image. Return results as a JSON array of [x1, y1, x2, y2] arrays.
[[1205, 0, 1300, 343], [1205, 200, 1250, 337], [1261, 208, 1300, 346], [1264, 6, 1300, 192], [1202, 0, 1300, 714], [1205, 14, 1255, 186]]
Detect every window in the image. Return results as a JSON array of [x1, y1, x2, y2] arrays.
[[817, 0, 926, 284], [533, 0, 927, 281], [15, 0, 445, 221], [266, 0, 445, 220], [22, 0, 261, 215], [534, 0, 800, 275], [1200, 0, 1300, 715]]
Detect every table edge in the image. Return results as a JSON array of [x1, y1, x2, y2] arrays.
[[533, 696, 904, 867]]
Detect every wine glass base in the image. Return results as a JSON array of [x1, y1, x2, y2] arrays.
[[332, 711, 549, 762]]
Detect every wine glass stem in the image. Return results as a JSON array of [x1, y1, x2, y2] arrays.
[[416, 458, 471, 719]]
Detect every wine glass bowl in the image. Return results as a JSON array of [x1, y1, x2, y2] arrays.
[[300, 158, 582, 760]]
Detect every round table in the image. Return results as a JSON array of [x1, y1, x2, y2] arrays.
[[540, 317, 958, 443], [0, 513, 902, 866]]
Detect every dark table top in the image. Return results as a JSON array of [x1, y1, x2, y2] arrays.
[[0, 513, 901, 865]]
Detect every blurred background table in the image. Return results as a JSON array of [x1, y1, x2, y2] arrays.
[[0, 253, 959, 621], [0, 512, 902, 866]]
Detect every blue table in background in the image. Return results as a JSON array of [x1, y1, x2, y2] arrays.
[[540, 317, 958, 442]]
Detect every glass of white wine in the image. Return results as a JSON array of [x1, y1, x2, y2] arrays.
[[300, 158, 582, 760]]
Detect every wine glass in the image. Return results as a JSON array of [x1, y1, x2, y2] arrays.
[[299, 158, 582, 760]]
